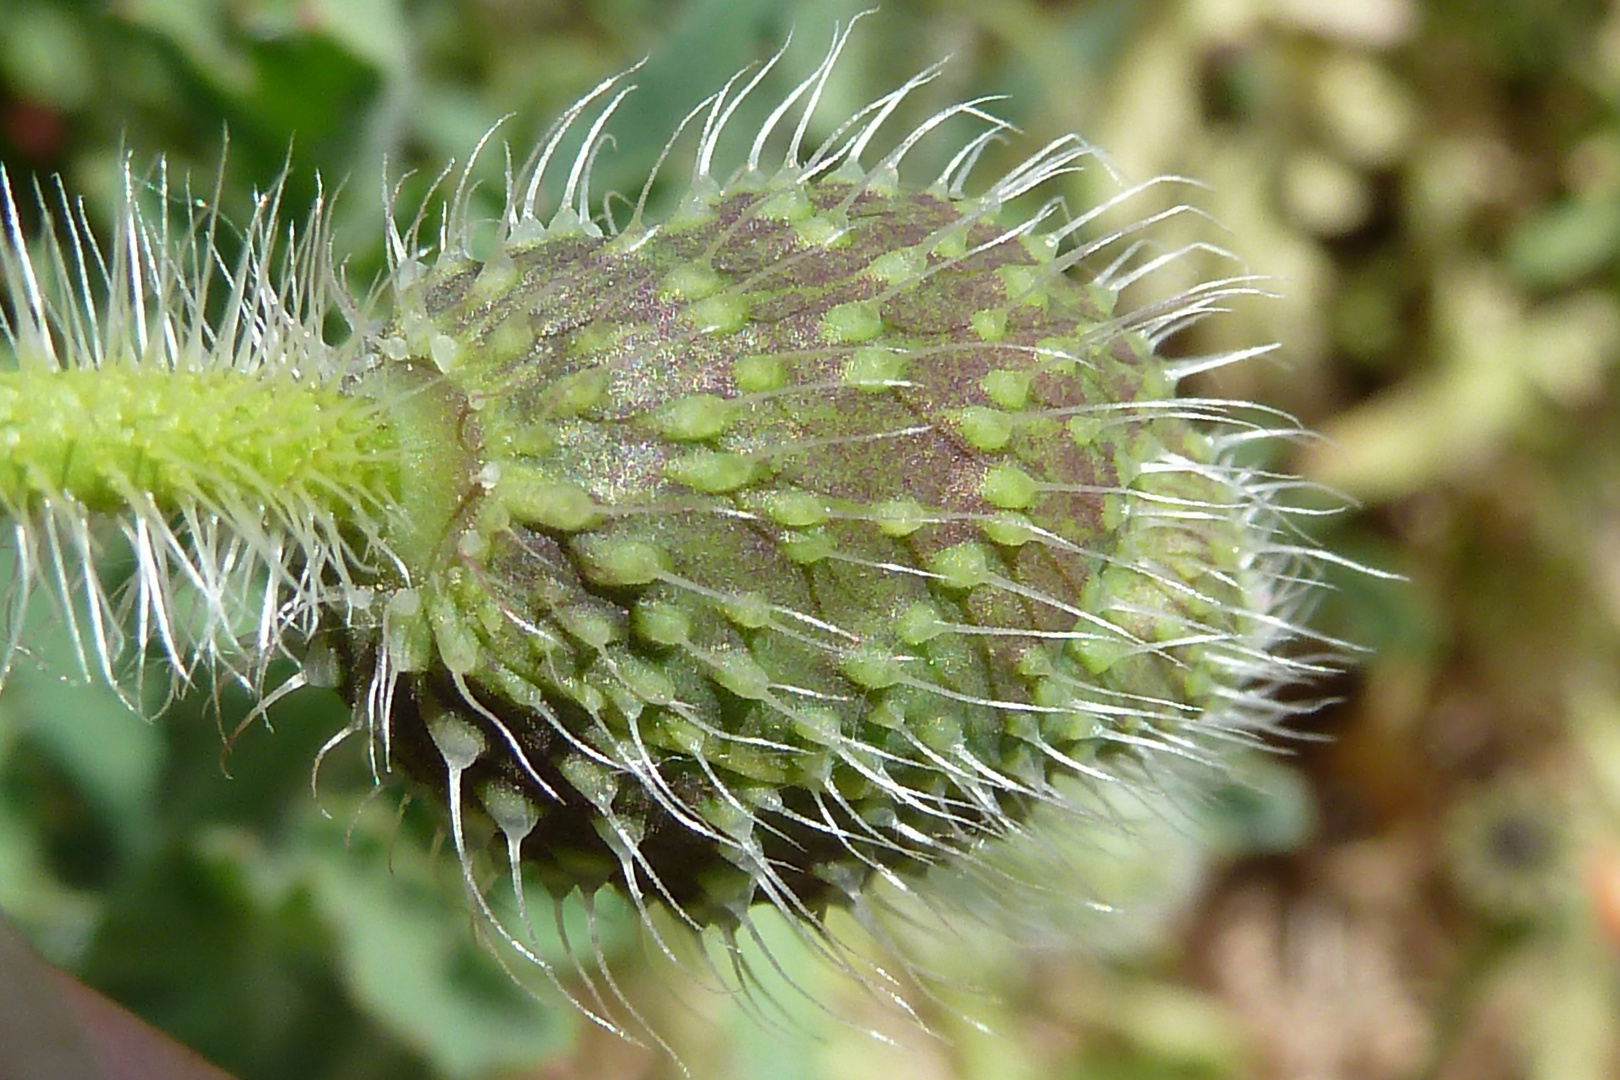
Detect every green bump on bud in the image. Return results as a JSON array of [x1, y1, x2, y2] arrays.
[[958, 406, 1015, 451], [400, 309, 435, 356], [557, 605, 621, 650], [1030, 333, 1076, 367], [1015, 644, 1057, 680], [982, 463, 1039, 510], [562, 675, 608, 717], [872, 498, 931, 537], [757, 185, 814, 222], [548, 366, 611, 416], [429, 333, 460, 371], [664, 450, 757, 493], [651, 394, 737, 441], [649, 712, 706, 756], [721, 592, 772, 629], [569, 320, 623, 358], [428, 593, 481, 675], [795, 211, 848, 248], [760, 488, 831, 528], [456, 529, 491, 560], [633, 600, 691, 646], [971, 307, 1009, 341], [574, 537, 668, 586], [866, 245, 927, 284], [661, 262, 723, 300], [1039, 704, 1099, 747], [480, 783, 539, 835], [982, 369, 1033, 410], [1029, 676, 1071, 711], [998, 263, 1051, 306], [982, 511, 1039, 546], [779, 529, 836, 564], [614, 653, 676, 706], [913, 712, 965, 756], [896, 601, 947, 645], [426, 712, 486, 765], [665, 193, 720, 231], [931, 224, 969, 259], [1069, 630, 1135, 677], [928, 542, 995, 590], [841, 644, 907, 689], [709, 651, 772, 700], [487, 311, 536, 363], [468, 253, 519, 302], [558, 754, 619, 813], [687, 292, 751, 334], [1101, 492, 1128, 532], [790, 706, 843, 746], [866, 695, 907, 730], [842, 347, 908, 391], [698, 795, 756, 840], [1140, 354, 1176, 399], [1068, 414, 1102, 447], [495, 468, 600, 531], [822, 299, 884, 343], [733, 354, 788, 394], [711, 743, 790, 785]]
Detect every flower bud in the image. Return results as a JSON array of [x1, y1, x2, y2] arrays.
[[326, 26, 1334, 1002], [0, 22, 1344, 1040]]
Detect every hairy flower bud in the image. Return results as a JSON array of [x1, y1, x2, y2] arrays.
[[0, 21, 1342, 1042], [366, 168, 1260, 917]]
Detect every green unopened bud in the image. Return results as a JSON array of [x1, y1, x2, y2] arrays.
[[348, 33, 1338, 977], [0, 19, 1351, 1046]]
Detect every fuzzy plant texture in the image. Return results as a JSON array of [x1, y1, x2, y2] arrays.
[[0, 22, 1339, 1041]]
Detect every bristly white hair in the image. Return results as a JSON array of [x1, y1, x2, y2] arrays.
[[0, 159, 393, 715]]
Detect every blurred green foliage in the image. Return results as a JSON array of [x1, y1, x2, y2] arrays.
[[4, 0, 1620, 1078]]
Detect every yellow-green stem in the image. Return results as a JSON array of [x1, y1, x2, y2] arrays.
[[0, 365, 399, 525]]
